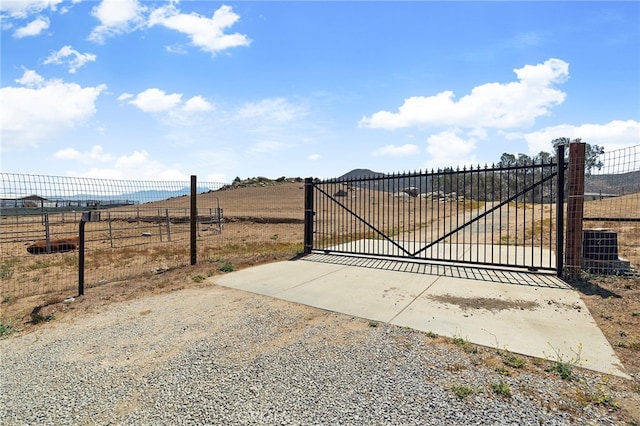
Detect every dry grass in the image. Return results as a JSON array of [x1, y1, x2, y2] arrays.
[[0, 183, 306, 299], [0, 183, 639, 422]]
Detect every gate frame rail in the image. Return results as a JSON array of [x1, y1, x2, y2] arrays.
[[304, 145, 569, 278]]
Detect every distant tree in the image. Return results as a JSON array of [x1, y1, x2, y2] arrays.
[[534, 151, 553, 164], [498, 153, 516, 167], [551, 137, 604, 174]]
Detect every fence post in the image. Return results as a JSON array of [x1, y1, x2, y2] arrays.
[[190, 175, 197, 265], [565, 142, 586, 279], [78, 211, 100, 296], [304, 177, 314, 254], [165, 209, 171, 242], [44, 213, 51, 254], [78, 219, 86, 296], [107, 211, 113, 248], [555, 144, 565, 277]]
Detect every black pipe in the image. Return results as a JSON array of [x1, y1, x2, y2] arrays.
[[304, 178, 314, 254], [78, 219, 86, 296], [556, 144, 565, 278], [190, 175, 197, 265]]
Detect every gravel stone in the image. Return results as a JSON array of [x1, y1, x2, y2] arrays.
[[0, 286, 630, 425]]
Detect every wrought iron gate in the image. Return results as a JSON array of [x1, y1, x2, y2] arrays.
[[304, 148, 566, 275]]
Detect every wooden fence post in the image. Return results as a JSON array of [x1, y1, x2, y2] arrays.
[[565, 142, 586, 279]]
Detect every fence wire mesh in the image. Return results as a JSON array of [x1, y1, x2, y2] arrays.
[[581, 144, 639, 275], [1, 174, 305, 299]]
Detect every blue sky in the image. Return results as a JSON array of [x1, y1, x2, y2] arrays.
[[1, 1, 639, 183]]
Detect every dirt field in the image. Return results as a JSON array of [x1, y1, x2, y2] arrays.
[[1, 182, 639, 421]]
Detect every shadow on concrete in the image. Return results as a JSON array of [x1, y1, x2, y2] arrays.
[[302, 253, 570, 289]]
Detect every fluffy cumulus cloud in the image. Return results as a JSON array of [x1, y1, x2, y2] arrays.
[[117, 92, 133, 101], [13, 16, 49, 37], [359, 58, 569, 130], [44, 45, 97, 73], [514, 120, 640, 155], [73, 150, 188, 181], [148, 3, 250, 55], [0, 70, 106, 150], [425, 131, 479, 170], [128, 88, 182, 112], [126, 88, 213, 118], [53, 145, 114, 163], [183, 96, 214, 113], [88, 0, 146, 43], [0, 0, 63, 18], [372, 144, 420, 157]]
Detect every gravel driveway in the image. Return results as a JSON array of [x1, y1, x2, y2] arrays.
[[0, 285, 626, 425]]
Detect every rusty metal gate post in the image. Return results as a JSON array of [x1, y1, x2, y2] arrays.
[[565, 142, 586, 279]]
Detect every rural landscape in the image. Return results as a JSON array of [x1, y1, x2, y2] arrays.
[[1, 1, 638, 423], [1, 168, 639, 424]]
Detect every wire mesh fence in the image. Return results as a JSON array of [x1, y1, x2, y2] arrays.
[[1, 174, 305, 299], [580, 144, 640, 275], [2, 144, 636, 301]]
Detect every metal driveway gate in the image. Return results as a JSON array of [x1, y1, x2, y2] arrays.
[[304, 147, 567, 275]]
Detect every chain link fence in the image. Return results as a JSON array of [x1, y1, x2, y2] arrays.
[[1, 174, 305, 299]]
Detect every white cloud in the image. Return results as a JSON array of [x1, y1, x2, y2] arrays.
[[44, 45, 97, 73], [359, 58, 569, 130], [236, 98, 305, 123], [0, 70, 106, 150], [13, 16, 49, 38], [129, 88, 182, 112], [75, 150, 188, 181], [15, 69, 45, 86], [165, 43, 188, 55], [425, 131, 478, 170], [148, 4, 250, 55], [372, 144, 420, 157], [0, 0, 63, 18], [308, 154, 321, 161], [183, 96, 213, 113], [88, 0, 146, 43], [53, 145, 114, 163], [117, 92, 133, 101], [514, 120, 640, 155]]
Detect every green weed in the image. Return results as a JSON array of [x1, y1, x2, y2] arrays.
[[452, 385, 472, 399], [218, 263, 234, 273], [491, 381, 511, 397], [0, 322, 16, 338], [502, 353, 525, 369], [575, 377, 620, 410], [545, 343, 582, 380], [0, 262, 15, 280]]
